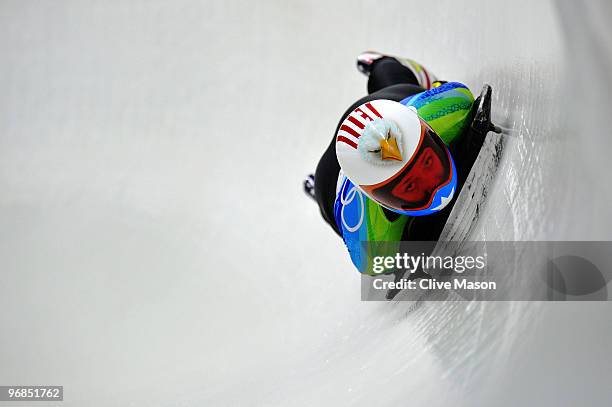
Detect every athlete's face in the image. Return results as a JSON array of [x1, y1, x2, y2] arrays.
[[390, 146, 445, 203]]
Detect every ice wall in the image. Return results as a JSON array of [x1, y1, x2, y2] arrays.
[[0, 1, 610, 406]]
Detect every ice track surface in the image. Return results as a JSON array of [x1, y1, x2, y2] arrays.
[[0, 1, 611, 406]]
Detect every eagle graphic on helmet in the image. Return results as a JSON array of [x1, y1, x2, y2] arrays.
[[335, 99, 457, 216]]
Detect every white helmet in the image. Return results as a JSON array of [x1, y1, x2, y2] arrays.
[[335, 99, 457, 216]]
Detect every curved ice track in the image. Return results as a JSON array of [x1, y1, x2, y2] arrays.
[[0, 1, 610, 406]]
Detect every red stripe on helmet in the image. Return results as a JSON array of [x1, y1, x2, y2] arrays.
[[347, 115, 365, 129], [354, 107, 373, 121], [337, 136, 358, 149], [340, 124, 361, 139], [365, 102, 383, 118]]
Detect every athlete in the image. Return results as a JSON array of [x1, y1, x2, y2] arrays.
[[305, 51, 497, 285]]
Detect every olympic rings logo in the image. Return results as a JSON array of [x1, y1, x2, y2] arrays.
[[340, 179, 364, 233]]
